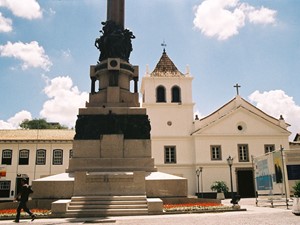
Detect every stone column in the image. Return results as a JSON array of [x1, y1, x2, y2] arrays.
[[107, 0, 125, 29]]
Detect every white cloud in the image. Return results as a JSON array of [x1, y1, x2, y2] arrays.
[[0, 12, 12, 32], [0, 120, 15, 129], [0, 0, 42, 20], [0, 110, 32, 129], [0, 76, 88, 129], [244, 5, 276, 25], [193, 0, 277, 40], [40, 76, 89, 128], [193, 0, 245, 40], [0, 41, 52, 71], [8, 110, 32, 127], [249, 90, 300, 141]]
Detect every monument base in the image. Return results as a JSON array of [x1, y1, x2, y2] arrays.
[[51, 196, 163, 217], [32, 171, 187, 216]]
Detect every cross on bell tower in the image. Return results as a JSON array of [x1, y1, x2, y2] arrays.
[[161, 40, 167, 53]]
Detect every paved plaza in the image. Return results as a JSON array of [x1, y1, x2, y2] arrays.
[[0, 198, 298, 225]]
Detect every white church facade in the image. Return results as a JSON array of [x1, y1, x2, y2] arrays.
[[140, 50, 291, 197], [0, 50, 294, 200]]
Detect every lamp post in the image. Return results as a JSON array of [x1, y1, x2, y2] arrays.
[[227, 156, 234, 201], [200, 167, 203, 198], [196, 167, 202, 197]]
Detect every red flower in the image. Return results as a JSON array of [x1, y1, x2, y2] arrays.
[[163, 202, 222, 209]]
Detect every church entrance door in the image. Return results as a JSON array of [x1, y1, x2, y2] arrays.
[[237, 169, 255, 198]]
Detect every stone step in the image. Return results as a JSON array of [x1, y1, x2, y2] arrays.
[[66, 195, 149, 216], [71, 195, 147, 201], [69, 200, 147, 205], [68, 204, 147, 209], [66, 208, 149, 217]]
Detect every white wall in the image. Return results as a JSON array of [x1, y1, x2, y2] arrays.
[[0, 140, 72, 200]]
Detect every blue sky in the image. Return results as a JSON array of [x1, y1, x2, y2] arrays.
[[0, 0, 299, 141]]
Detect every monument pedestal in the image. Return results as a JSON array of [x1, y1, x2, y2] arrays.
[[73, 171, 146, 196], [67, 134, 156, 173]]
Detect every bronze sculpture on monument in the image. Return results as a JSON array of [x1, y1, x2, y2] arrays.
[[94, 20, 135, 62], [31, 0, 188, 217], [95, 0, 134, 62]]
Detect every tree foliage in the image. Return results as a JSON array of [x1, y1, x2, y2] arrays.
[[20, 119, 68, 129]]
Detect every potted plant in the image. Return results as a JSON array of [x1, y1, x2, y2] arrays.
[[292, 181, 300, 216], [210, 181, 229, 200]]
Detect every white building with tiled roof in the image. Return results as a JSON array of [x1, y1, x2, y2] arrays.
[[0, 129, 74, 200]]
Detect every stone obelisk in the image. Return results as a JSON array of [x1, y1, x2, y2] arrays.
[[107, 0, 124, 29]]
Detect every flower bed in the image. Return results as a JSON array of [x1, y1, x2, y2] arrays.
[[163, 202, 233, 213], [0, 209, 51, 218], [0, 203, 237, 218]]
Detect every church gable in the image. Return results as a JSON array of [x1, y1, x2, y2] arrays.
[[196, 96, 284, 128], [192, 106, 290, 136]]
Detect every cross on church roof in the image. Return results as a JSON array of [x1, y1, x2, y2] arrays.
[[234, 83, 241, 95]]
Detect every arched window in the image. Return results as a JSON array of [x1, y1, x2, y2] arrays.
[[171, 86, 181, 103], [36, 149, 46, 165], [19, 149, 29, 165], [1, 149, 12, 165], [156, 85, 166, 103]]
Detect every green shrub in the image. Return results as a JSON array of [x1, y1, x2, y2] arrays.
[[292, 181, 300, 197], [210, 181, 229, 193]]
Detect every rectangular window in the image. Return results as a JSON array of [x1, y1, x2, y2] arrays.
[[211, 145, 222, 160], [53, 149, 63, 165], [1, 150, 12, 165], [164, 146, 176, 164], [238, 144, 249, 162], [19, 150, 29, 165], [36, 149, 46, 165], [264, 145, 275, 154]]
